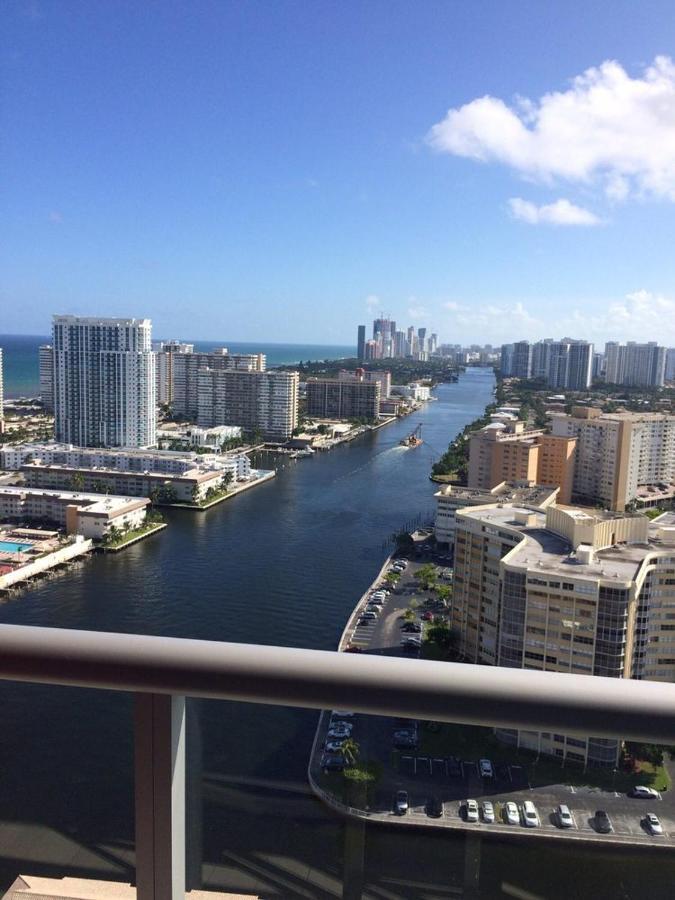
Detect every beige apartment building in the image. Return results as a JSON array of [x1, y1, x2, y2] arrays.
[[468, 421, 576, 503], [551, 407, 675, 510], [452, 502, 675, 766]]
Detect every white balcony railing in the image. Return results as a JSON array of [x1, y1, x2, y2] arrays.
[[1, 623, 675, 899]]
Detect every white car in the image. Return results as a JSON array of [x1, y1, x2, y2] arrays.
[[504, 801, 520, 826], [395, 790, 409, 815], [522, 800, 540, 828], [464, 799, 479, 823], [482, 801, 495, 823], [557, 804, 575, 828], [645, 813, 664, 835], [332, 710, 354, 717], [630, 785, 660, 800]]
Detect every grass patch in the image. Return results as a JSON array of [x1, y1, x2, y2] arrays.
[[102, 522, 165, 549], [643, 508, 665, 520], [417, 721, 672, 793]]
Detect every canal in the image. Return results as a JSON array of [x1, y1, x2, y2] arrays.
[[0, 367, 670, 898]]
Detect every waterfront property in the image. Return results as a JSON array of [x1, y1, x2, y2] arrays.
[[51, 315, 156, 449], [434, 480, 559, 545], [452, 502, 675, 766], [0, 486, 149, 540]]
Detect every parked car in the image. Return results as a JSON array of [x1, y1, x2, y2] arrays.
[[401, 622, 422, 632], [324, 740, 346, 753], [421, 611, 434, 621], [464, 799, 479, 823], [482, 801, 495, 823], [330, 719, 354, 730], [321, 754, 344, 771], [332, 710, 354, 717], [556, 804, 575, 828], [504, 801, 520, 825], [426, 795, 443, 818], [393, 729, 417, 741], [360, 611, 378, 621], [522, 800, 540, 827], [365, 605, 381, 614], [395, 790, 409, 815], [327, 726, 352, 740], [645, 813, 664, 835], [358, 617, 374, 626], [394, 737, 418, 749], [595, 810, 613, 833], [629, 786, 660, 799], [479, 758, 494, 778]]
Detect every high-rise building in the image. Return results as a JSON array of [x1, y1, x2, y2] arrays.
[[452, 502, 675, 766], [306, 378, 380, 421], [500, 344, 514, 376], [467, 421, 577, 503], [38, 345, 54, 412], [566, 340, 593, 390], [603, 341, 666, 387], [172, 349, 266, 418], [666, 348, 675, 383], [552, 407, 675, 510], [511, 341, 532, 379], [52, 316, 156, 448], [531, 339, 553, 379], [155, 341, 194, 406], [356, 325, 366, 362], [197, 369, 298, 441], [428, 333, 438, 354], [623, 342, 666, 388], [592, 352, 604, 381], [393, 330, 408, 357], [417, 327, 427, 354]]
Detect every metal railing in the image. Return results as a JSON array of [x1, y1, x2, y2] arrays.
[[1, 623, 675, 898]]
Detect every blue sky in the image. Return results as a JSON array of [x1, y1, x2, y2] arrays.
[[4, 0, 675, 346]]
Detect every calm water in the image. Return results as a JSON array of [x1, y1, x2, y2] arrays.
[[0, 368, 670, 898], [0, 334, 355, 398]]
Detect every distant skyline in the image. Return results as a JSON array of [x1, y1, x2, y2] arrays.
[[4, 1, 675, 344]]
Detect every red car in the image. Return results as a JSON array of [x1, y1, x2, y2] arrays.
[[422, 611, 433, 621]]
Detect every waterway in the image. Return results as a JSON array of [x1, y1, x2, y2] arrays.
[[0, 368, 670, 899]]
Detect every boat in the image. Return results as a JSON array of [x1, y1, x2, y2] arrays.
[[400, 424, 423, 448]]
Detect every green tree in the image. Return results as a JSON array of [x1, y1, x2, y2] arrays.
[[340, 738, 360, 767], [436, 584, 452, 606], [384, 571, 400, 587]]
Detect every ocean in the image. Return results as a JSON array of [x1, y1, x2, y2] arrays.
[[0, 334, 355, 398]]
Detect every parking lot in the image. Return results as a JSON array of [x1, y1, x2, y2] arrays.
[[310, 551, 675, 847]]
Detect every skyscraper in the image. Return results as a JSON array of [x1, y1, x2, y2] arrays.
[[196, 369, 298, 441], [511, 341, 532, 379], [172, 348, 266, 418], [39, 344, 54, 412], [357, 325, 366, 362], [566, 340, 593, 390], [53, 316, 156, 448], [155, 340, 194, 405], [603, 341, 666, 387], [417, 327, 427, 354]]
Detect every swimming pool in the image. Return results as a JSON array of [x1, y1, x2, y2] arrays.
[[0, 541, 33, 554]]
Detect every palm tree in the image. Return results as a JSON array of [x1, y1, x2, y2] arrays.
[[341, 737, 360, 767]]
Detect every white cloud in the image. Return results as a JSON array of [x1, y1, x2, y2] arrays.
[[508, 197, 601, 226], [364, 294, 380, 311], [407, 301, 429, 320], [427, 56, 675, 201], [440, 290, 675, 344]]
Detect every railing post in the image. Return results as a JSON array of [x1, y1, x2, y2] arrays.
[[135, 693, 186, 900]]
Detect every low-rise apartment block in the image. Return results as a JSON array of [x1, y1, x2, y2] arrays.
[[0, 486, 149, 539], [452, 502, 675, 766]]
